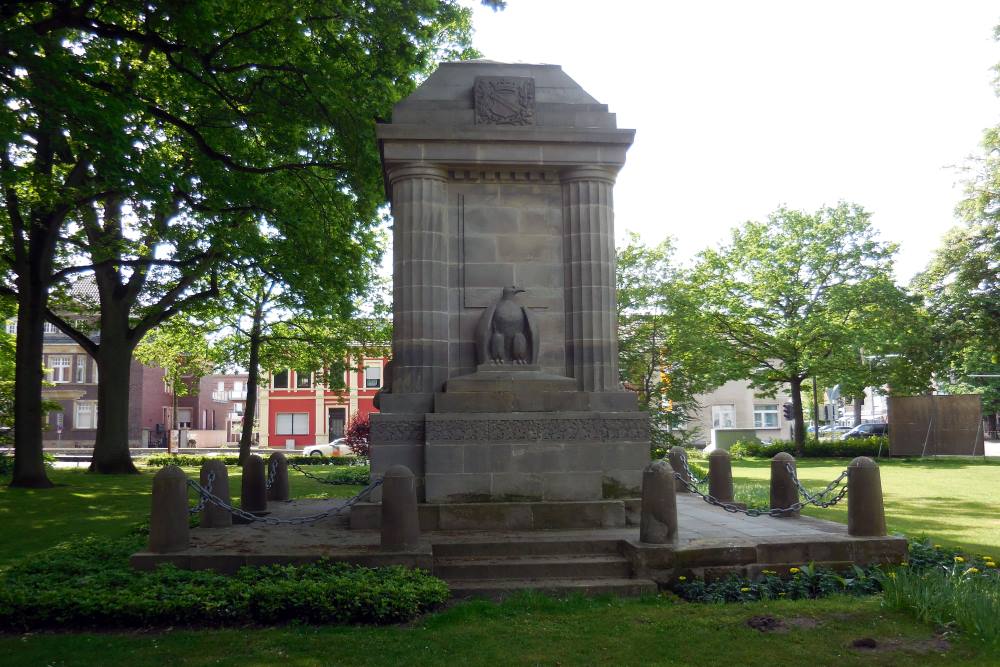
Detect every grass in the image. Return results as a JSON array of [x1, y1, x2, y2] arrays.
[[0, 594, 991, 667], [727, 457, 1000, 555], [0, 465, 363, 569]]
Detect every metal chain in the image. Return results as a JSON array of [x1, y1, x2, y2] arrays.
[[185, 477, 383, 525], [673, 463, 850, 517], [785, 462, 850, 508], [677, 451, 708, 485], [266, 457, 277, 491], [287, 460, 363, 485], [189, 470, 216, 514]]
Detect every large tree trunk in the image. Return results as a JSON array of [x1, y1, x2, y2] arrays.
[[90, 338, 139, 474], [790, 375, 806, 457], [239, 328, 262, 465], [10, 279, 53, 488], [853, 395, 863, 426]]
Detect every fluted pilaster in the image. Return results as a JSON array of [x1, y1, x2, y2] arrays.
[[388, 163, 449, 401], [562, 166, 619, 392]]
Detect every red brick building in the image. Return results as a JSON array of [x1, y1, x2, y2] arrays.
[[259, 356, 386, 449]]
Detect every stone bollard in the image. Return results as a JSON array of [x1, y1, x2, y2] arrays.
[[668, 446, 692, 493], [241, 454, 268, 514], [149, 465, 190, 553], [266, 452, 290, 502], [847, 456, 887, 537], [200, 460, 232, 528], [707, 449, 735, 503], [381, 465, 420, 551], [640, 460, 678, 544], [769, 452, 799, 518]]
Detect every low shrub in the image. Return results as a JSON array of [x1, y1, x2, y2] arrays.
[[142, 454, 361, 468], [317, 465, 371, 485], [729, 436, 888, 459], [0, 535, 449, 630], [674, 562, 882, 603]]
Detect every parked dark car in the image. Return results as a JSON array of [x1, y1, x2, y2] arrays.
[[843, 422, 888, 439]]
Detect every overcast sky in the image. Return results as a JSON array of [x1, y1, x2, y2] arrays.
[[466, 0, 1000, 283]]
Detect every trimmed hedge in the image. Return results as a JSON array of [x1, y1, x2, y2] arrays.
[[729, 436, 888, 459], [0, 534, 449, 629], [142, 453, 362, 468]]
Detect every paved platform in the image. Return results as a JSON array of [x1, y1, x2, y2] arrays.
[[131, 494, 907, 595]]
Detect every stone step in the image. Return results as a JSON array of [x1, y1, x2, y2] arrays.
[[433, 538, 622, 559], [436, 554, 631, 581], [449, 577, 658, 600]]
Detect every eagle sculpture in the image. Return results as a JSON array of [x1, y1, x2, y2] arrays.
[[476, 286, 539, 365]]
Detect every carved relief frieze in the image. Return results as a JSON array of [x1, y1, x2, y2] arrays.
[[370, 418, 425, 444], [424, 415, 649, 444]]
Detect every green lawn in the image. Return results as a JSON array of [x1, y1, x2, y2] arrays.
[[0, 594, 991, 667], [2, 457, 999, 665], [727, 457, 1000, 556], [0, 465, 363, 568]]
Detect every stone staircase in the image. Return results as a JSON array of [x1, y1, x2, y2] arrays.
[[432, 537, 657, 599]]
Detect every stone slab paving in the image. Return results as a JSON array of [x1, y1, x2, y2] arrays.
[[131, 494, 905, 574]]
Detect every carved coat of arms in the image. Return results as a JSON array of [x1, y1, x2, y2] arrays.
[[474, 76, 535, 126]]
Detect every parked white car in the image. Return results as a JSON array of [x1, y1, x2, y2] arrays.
[[302, 437, 352, 458]]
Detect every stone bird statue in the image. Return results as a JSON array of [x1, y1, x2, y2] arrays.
[[475, 286, 539, 366]]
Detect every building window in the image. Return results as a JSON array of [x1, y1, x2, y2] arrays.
[[272, 369, 289, 389], [48, 355, 72, 383], [295, 370, 312, 389], [74, 356, 86, 383], [43, 322, 59, 334], [4, 321, 15, 335], [365, 364, 382, 389], [74, 401, 98, 430], [711, 404, 735, 429], [92, 359, 98, 384], [754, 404, 779, 429], [176, 408, 192, 428], [233, 402, 244, 416], [276, 412, 310, 435]]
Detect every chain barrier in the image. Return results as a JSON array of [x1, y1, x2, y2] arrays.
[[186, 477, 383, 525], [672, 462, 850, 517], [189, 470, 215, 514], [287, 460, 369, 485], [677, 451, 708, 485], [266, 457, 277, 491], [785, 462, 849, 509]]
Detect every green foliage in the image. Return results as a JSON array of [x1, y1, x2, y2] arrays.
[[674, 562, 882, 603], [0, 535, 448, 630], [617, 233, 728, 445], [880, 541, 1000, 646], [729, 436, 888, 458], [690, 204, 935, 450], [141, 454, 361, 468], [134, 321, 217, 399]]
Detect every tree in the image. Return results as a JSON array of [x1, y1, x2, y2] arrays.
[[912, 23, 1000, 432], [134, 321, 215, 452], [1, 1, 478, 484], [213, 258, 391, 464], [616, 233, 729, 450], [690, 203, 932, 454]]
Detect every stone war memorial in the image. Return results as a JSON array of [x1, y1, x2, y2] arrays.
[[133, 62, 907, 597]]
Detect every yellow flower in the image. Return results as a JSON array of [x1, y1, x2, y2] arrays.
[[899, 562, 908, 567], [933, 544, 941, 549], [986, 562, 997, 568], [678, 576, 687, 581], [778, 592, 786, 597], [789, 567, 801, 574], [888, 572, 896, 579], [966, 568, 979, 574], [740, 587, 750, 592], [954, 556, 965, 563]]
